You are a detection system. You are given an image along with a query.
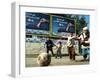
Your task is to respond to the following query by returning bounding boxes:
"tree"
[74,16,88,35]
[66,15,88,35]
[79,16,87,30]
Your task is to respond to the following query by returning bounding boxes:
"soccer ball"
[37,52,51,66]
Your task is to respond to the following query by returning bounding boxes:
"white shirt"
[79,33,90,48]
[67,36,75,47]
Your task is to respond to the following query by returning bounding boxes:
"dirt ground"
[25,42,89,67]
[25,56,89,67]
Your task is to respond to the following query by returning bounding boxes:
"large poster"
[26,12,50,35]
[52,15,75,37]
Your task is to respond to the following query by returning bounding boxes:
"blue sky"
[84,15,90,29]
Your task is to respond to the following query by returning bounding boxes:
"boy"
[67,33,75,61]
[55,41,62,58]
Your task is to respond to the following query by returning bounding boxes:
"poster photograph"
[25,12,90,67]
[11,2,96,77]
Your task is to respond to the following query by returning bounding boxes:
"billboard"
[52,15,75,37]
[26,12,50,35]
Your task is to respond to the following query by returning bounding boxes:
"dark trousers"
[82,48,90,60]
[47,48,54,56]
[55,49,62,58]
[67,46,75,60]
